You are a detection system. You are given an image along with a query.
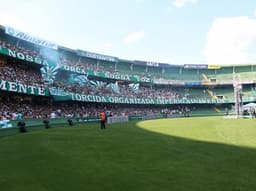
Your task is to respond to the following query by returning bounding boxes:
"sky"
[0,0,256,65]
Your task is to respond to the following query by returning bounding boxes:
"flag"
[72,74,89,87]
[40,65,59,84]
[129,83,139,94]
[88,80,105,90]
[107,81,120,94]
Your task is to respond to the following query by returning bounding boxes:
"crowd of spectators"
[58,51,144,79]
[49,76,181,99]
[0,55,181,99]
[0,38,197,122]
[0,39,196,122]
[0,60,45,87]
[134,86,180,99]
[0,59,188,101]
[0,94,189,120]
[0,37,153,81]
[59,51,98,71]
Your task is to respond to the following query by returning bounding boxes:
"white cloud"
[123,31,145,44]
[172,0,199,8]
[204,16,256,65]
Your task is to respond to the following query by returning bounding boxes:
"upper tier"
[1,25,256,85]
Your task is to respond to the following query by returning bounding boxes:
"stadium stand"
[1,24,256,132]
[116,59,132,74]
[0,58,44,86]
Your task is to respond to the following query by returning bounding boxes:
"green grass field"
[1,116,256,191]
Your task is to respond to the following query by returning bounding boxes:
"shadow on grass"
[0,120,256,191]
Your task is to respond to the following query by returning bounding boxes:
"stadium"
[1,23,256,191]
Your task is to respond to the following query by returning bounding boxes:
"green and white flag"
[107,81,120,94]
[40,66,59,84]
[129,83,140,94]
[88,80,105,90]
[69,74,89,87]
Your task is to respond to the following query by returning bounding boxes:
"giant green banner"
[0,79,49,96]
[0,46,152,83]
[61,65,152,83]
[69,93,230,104]
[1,79,255,104]
[49,89,243,105]
[0,46,56,66]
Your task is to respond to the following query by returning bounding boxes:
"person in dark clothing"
[225,107,229,116]
[253,110,256,118]
[17,121,27,133]
[43,116,51,129]
[99,111,106,129]
[67,118,73,126]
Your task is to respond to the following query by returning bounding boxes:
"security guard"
[100,111,106,129]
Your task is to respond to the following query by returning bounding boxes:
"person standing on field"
[100,111,106,129]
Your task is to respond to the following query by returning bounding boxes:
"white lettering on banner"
[63,65,151,82]
[139,77,150,83]
[63,65,87,75]
[71,93,108,103]
[164,99,169,104]
[147,99,155,104]
[18,84,27,93]
[55,90,236,105]
[38,87,45,95]
[0,79,47,96]
[109,97,115,103]
[75,94,82,101]
[157,99,165,104]
[5,26,58,49]
[70,93,154,104]
[81,94,87,101]
[146,62,159,67]
[8,49,16,57]
[27,86,35,94]
[63,65,69,70]
[9,82,17,92]
[105,73,130,81]
[70,67,76,73]
[17,52,25,60]
[128,98,134,104]
[124,98,129,104]
[99,96,107,102]
[34,57,42,65]
[26,55,33,62]
[71,93,75,100]
[0,80,231,105]
[87,95,93,102]
[7,49,49,66]
[114,97,120,103]
[0,80,7,90]
[85,52,116,62]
